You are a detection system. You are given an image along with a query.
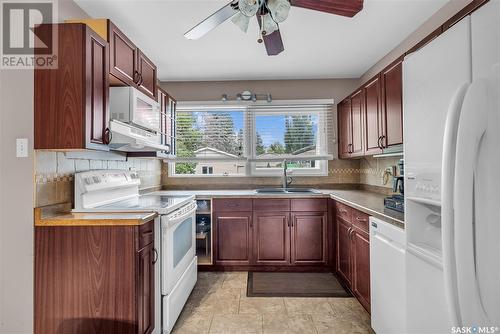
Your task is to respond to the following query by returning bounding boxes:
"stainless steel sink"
[255,188,321,194]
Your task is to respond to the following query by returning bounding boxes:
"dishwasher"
[370,216,406,334]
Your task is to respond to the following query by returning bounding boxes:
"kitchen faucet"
[282,159,292,189]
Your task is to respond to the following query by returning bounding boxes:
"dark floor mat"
[247,272,352,297]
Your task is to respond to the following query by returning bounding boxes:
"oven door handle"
[165,202,197,228]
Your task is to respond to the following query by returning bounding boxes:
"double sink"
[254,188,321,194]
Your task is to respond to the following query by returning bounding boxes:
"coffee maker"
[384,159,405,213]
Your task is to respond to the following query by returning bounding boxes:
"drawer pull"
[355,217,367,222]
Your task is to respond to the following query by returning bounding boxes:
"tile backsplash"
[35,151,163,207]
[359,156,403,189]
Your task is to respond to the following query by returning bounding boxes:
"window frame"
[168,99,334,178]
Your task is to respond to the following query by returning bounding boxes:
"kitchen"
[0,0,499,333]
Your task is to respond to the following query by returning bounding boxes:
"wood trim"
[442,0,489,31]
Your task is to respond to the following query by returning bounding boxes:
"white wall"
[0,2,89,333]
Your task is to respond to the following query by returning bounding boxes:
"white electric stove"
[74,170,197,334]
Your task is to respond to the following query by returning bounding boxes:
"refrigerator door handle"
[441,82,470,326]
[454,78,489,326]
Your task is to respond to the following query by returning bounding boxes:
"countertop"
[35,204,158,227]
[155,189,405,229]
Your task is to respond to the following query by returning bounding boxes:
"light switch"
[16,138,28,158]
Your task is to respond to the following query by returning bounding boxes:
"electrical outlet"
[16,138,28,158]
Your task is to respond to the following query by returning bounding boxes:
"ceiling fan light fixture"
[238,0,260,16]
[267,0,291,23]
[261,13,279,35]
[231,12,251,32]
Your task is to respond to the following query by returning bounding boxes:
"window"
[170,101,334,177]
[202,166,214,175]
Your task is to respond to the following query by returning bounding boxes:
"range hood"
[109,120,170,153]
[372,144,404,158]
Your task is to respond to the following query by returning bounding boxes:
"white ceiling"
[75,0,447,81]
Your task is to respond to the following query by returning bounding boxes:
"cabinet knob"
[104,128,112,145]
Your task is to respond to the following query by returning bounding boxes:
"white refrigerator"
[403,1,500,332]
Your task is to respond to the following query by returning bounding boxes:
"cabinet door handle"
[152,248,159,264]
[378,136,383,149]
[138,73,144,86]
[380,135,386,149]
[104,128,112,145]
[355,217,367,222]
[133,71,140,84]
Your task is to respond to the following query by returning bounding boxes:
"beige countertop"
[328,190,404,229]
[156,189,404,229]
[35,204,158,227]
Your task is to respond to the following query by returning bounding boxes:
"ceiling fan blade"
[184,1,238,40]
[256,14,284,56]
[290,0,363,17]
[263,29,284,56]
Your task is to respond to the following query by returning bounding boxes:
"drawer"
[213,198,252,212]
[335,202,352,221]
[138,220,154,248]
[291,198,328,212]
[253,199,290,211]
[352,210,369,232]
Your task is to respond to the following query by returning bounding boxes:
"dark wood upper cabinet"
[351,227,371,313]
[35,221,156,334]
[350,89,365,157]
[108,20,138,87]
[107,21,157,99]
[253,212,290,265]
[364,76,383,155]
[35,23,110,151]
[381,59,403,148]
[214,212,252,265]
[338,99,352,159]
[291,212,328,265]
[137,50,158,99]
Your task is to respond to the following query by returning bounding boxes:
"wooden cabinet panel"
[253,212,290,265]
[381,59,403,148]
[138,244,154,334]
[290,198,327,212]
[215,212,252,265]
[291,212,327,265]
[253,199,290,212]
[335,202,352,222]
[352,228,370,312]
[86,29,110,147]
[137,50,157,99]
[34,23,109,151]
[35,222,156,334]
[213,199,252,212]
[364,76,383,155]
[336,217,352,284]
[338,99,352,158]
[350,89,365,157]
[352,210,369,233]
[109,21,138,86]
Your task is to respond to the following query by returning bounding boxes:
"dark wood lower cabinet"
[213,199,329,268]
[336,216,352,284]
[214,212,252,265]
[35,221,156,334]
[351,227,371,312]
[334,201,371,313]
[253,212,290,265]
[291,212,327,265]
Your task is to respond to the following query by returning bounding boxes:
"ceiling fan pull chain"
[258,15,264,43]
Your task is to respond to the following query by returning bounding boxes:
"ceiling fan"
[184,0,364,56]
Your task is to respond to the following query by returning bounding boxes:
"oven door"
[161,201,197,295]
